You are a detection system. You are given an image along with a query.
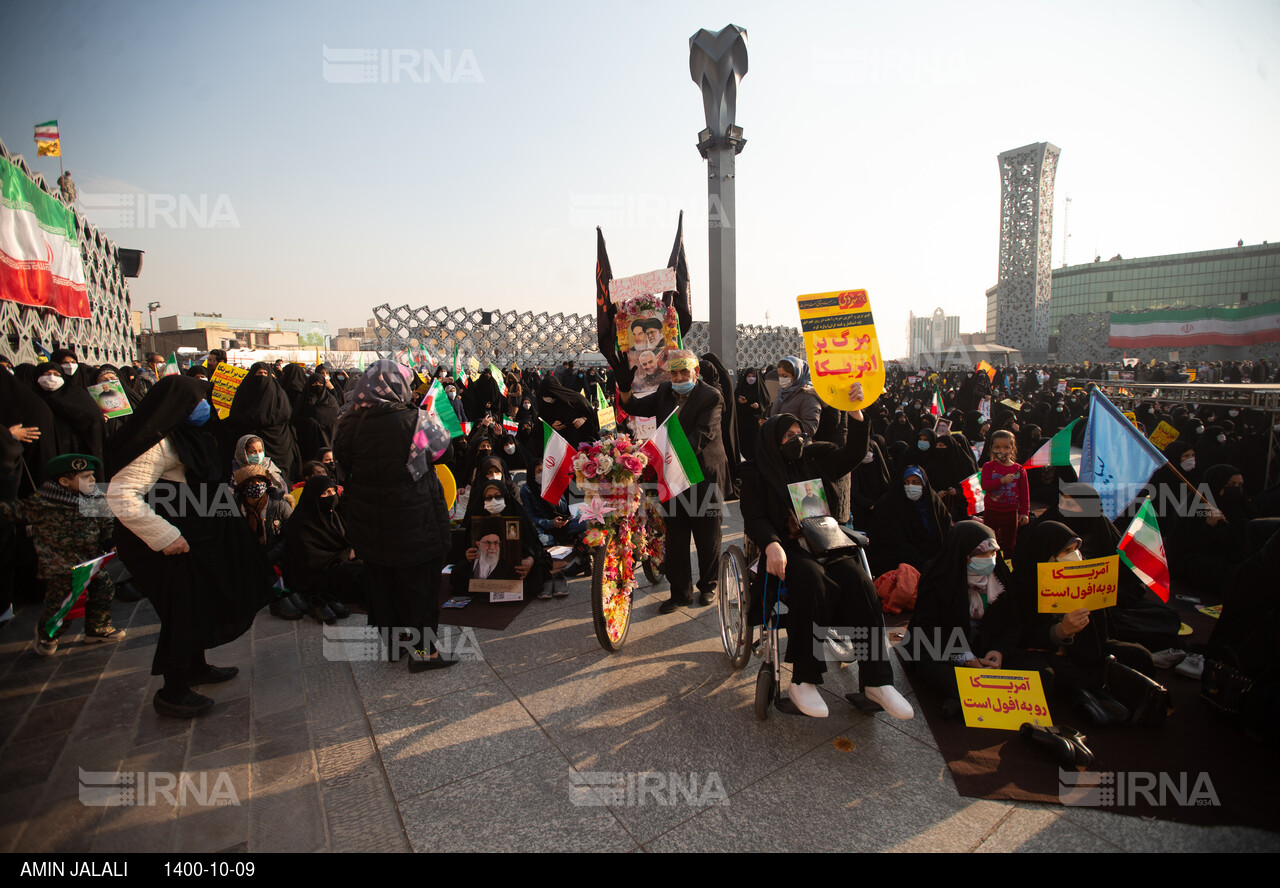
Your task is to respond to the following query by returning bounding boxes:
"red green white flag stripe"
[34,121,59,141]
[929,385,944,417]
[541,420,577,504]
[163,353,180,376]
[1118,499,1170,602]
[489,363,507,397]
[1108,303,1280,348]
[423,380,463,438]
[639,410,704,502]
[0,157,89,319]
[43,553,113,640]
[1024,418,1081,468]
[958,471,984,515]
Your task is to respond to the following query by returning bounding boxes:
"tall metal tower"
[995,142,1060,358]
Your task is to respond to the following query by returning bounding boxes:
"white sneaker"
[1176,652,1205,679]
[788,682,829,718]
[552,573,569,597]
[865,684,915,720]
[1151,648,1187,669]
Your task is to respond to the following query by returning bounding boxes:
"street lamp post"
[690,24,748,374]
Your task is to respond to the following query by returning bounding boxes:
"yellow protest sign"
[796,288,884,411]
[955,669,1052,731]
[210,364,248,420]
[597,405,616,434]
[1149,420,1179,451]
[1037,555,1120,613]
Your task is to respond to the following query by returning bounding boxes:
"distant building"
[907,308,960,368]
[159,313,330,346]
[994,141,1060,360]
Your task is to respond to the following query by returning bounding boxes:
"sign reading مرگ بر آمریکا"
[954,668,1053,731]
[210,364,249,420]
[1037,555,1119,613]
[795,289,885,412]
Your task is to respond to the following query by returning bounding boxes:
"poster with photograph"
[468,516,524,602]
[787,480,830,520]
[87,381,132,419]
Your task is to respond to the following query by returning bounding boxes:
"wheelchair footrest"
[844,692,885,714]
[774,696,804,717]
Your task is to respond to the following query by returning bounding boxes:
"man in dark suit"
[619,349,730,613]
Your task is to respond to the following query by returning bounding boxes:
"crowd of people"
[1,345,1277,739]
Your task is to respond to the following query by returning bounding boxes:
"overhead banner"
[1037,555,1120,613]
[1108,303,1280,348]
[796,288,885,411]
[0,157,89,318]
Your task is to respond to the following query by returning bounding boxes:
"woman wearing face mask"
[232,464,293,562]
[909,521,1024,716]
[1011,521,1151,726]
[1170,464,1256,597]
[735,367,771,463]
[106,376,277,718]
[537,375,598,449]
[849,439,890,530]
[31,362,107,481]
[225,362,300,484]
[232,435,287,498]
[743,392,915,720]
[767,356,821,437]
[281,474,358,624]
[333,361,453,672]
[291,371,341,463]
[867,465,952,576]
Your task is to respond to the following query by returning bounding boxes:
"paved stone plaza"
[1,502,1277,853]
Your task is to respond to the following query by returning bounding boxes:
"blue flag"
[1080,389,1167,520]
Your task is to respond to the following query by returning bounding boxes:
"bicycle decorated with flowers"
[573,435,665,652]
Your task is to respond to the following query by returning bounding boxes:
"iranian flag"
[639,410,704,502]
[1109,303,1280,348]
[1118,499,1170,602]
[422,380,462,438]
[42,553,114,640]
[502,418,518,434]
[929,385,945,417]
[0,157,89,318]
[958,472,984,516]
[1024,418,1081,468]
[163,353,180,376]
[489,363,507,397]
[541,420,577,504]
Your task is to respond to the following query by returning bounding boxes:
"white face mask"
[504,444,516,454]
[903,485,923,501]
[1181,457,1196,472]
[746,376,756,384]
[484,497,505,514]
[1056,549,1083,562]
[38,375,64,391]
[61,362,78,376]
[778,376,793,389]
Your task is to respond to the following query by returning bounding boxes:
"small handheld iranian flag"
[422,380,462,438]
[541,420,577,504]
[929,385,945,417]
[958,472,984,516]
[43,553,114,640]
[163,353,180,377]
[639,410,704,502]
[1118,499,1170,602]
[489,364,507,397]
[1024,418,1081,468]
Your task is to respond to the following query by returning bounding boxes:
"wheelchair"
[718,527,875,721]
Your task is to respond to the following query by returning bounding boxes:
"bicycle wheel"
[590,545,631,652]
[718,544,752,669]
[754,662,775,722]
[642,558,664,585]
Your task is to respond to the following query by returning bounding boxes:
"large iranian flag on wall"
[1108,303,1280,348]
[0,157,89,318]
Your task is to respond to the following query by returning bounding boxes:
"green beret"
[46,453,101,477]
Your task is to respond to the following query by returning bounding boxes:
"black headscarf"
[281,474,348,591]
[1010,520,1081,614]
[108,375,222,482]
[537,375,597,447]
[0,362,56,489]
[32,363,107,476]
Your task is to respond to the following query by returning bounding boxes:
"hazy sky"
[3,0,1278,359]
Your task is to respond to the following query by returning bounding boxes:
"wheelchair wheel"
[590,545,631,652]
[642,557,663,585]
[754,662,775,722]
[718,544,752,670]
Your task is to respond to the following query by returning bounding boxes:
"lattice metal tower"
[995,142,1060,357]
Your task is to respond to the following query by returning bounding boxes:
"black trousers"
[663,514,722,604]
[364,558,442,659]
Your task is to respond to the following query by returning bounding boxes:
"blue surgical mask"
[968,554,997,575]
[672,380,696,395]
[247,452,264,465]
[917,441,930,451]
[186,400,211,426]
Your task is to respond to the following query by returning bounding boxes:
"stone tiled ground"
[1,503,1276,852]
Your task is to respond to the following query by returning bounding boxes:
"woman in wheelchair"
[741,388,914,720]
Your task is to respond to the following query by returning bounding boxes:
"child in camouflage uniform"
[0,453,124,655]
